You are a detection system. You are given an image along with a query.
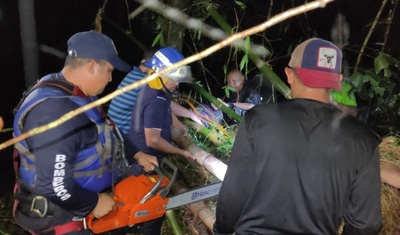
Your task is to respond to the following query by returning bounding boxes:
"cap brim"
[295,68,342,91]
[143,60,152,68]
[109,55,131,72]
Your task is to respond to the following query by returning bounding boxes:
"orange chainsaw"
[85,158,221,234]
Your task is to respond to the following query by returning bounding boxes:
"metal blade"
[166,182,222,210]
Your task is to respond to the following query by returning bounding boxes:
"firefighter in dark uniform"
[12,31,158,235]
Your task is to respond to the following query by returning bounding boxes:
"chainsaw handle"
[159,158,178,198]
[139,164,164,204]
[139,158,178,204]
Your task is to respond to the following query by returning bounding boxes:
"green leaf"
[195,80,203,86]
[197,30,202,41]
[386,82,395,93]
[388,96,397,108]
[222,85,235,98]
[374,86,385,97]
[225,88,230,98]
[223,64,228,75]
[234,0,246,9]
[383,68,393,78]
[374,52,390,74]
[239,54,248,71]
[244,36,250,53]
[152,32,164,47]
[348,72,364,91]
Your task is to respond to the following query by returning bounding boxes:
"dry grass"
[378,136,400,235]
[339,136,400,235]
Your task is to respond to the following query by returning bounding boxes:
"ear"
[87,59,97,75]
[285,67,295,85]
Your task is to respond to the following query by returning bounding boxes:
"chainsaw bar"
[166,182,222,210]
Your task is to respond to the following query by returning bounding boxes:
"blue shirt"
[130,85,172,160]
[108,66,146,134]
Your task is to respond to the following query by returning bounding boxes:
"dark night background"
[0,0,150,196]
[0,0,399,198]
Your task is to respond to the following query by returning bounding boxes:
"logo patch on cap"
[155,51,173,67]
[317,47,337,70]
[288,38,343,90]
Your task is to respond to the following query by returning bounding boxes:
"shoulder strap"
[13,78,86,116]
[34,79,86,97]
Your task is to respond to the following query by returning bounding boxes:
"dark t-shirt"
[130,85,172,160]
[214,99,382,235]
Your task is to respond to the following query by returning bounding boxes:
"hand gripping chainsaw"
[85,158,221,234]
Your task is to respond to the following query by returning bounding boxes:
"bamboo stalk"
[191,83,242,123]
[353,0,388,73]
[185,200,216,230]
[18,0,39,88]
[183,120,222,146]
[171,182,217,232]
[381,0,398,51]
[165,210,183,235]
[171,127,227,181]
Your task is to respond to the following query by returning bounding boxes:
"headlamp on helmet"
[163,66,193,83]
[147,66,193,90]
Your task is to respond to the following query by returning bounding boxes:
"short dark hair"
[64,56,106,68]
[142,47,160,61]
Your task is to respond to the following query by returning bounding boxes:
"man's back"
[108,66,145,134]
[215,99,382,235]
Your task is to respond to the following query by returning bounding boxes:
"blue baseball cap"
[289,38,342,90]
[67,31,131,72]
